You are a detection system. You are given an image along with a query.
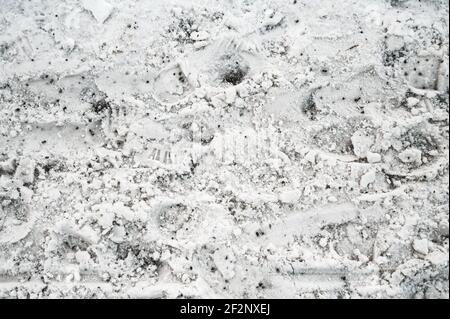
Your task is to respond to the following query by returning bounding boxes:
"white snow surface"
[0,0,448,299]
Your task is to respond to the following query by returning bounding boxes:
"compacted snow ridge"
[0,0,448,299]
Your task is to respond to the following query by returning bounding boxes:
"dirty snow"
[0,0,448,299]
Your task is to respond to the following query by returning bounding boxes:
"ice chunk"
[412,239,428,255]
[278,189,301,204]
[360,169,376,188]
[366,151,382,163]
[81,0,113,24]
[426,251,448,266]
[351,131,373,158]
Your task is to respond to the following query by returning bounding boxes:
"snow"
[413,239,429,255]
[81,0,113,24]
[0,0,448,299]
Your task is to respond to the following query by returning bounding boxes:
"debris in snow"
[191,31,209,42]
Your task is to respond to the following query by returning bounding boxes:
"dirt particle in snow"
[223,67,247,86]
[212,247,236,280]
[220,54,249,85]
[302,92,318,120]
[91,98,111,114]
[398,148,422,165]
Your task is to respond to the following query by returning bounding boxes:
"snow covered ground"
[0,0,448,299]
